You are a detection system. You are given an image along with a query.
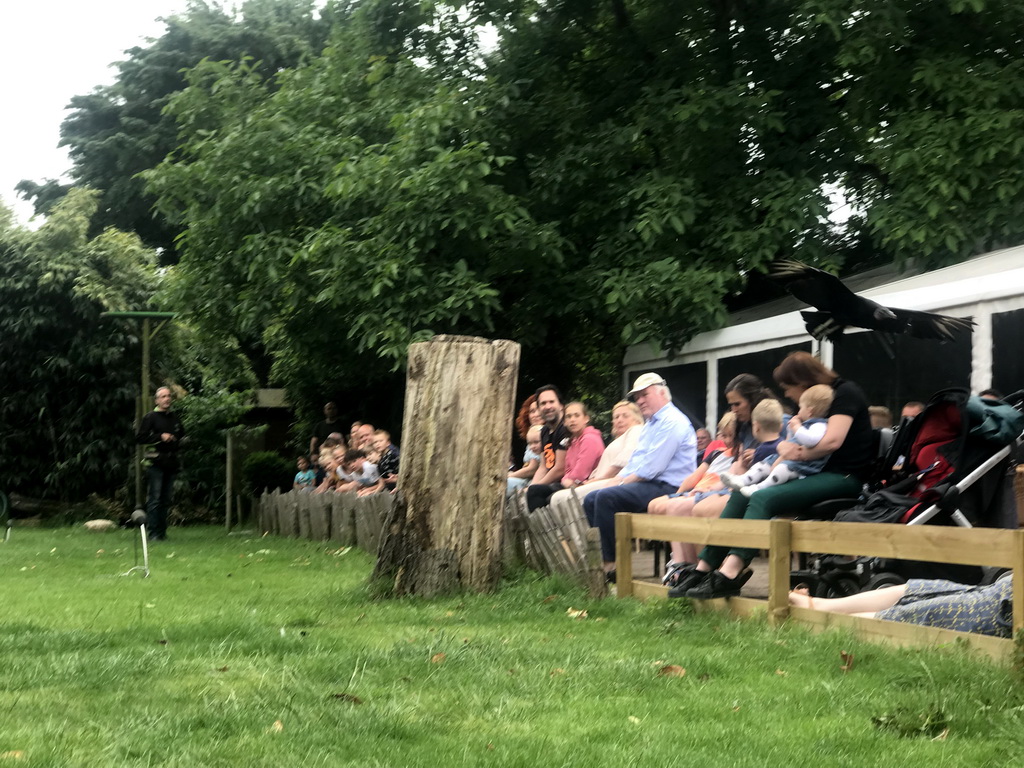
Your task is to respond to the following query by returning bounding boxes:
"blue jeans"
[145,465,176,539]
[583,480,677,562]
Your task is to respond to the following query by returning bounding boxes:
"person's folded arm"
[509,458,539,480]
[779,414,852,462]
[532,450,566,485]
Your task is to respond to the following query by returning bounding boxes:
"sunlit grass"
[1,526,1021,767]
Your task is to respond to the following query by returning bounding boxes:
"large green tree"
[19,0,333,260]
[829,0,1024,267]
[141,0,1024,410]
[0,191,157,501]
[146,2,568,401]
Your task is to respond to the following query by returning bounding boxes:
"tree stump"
[373,335,520,596]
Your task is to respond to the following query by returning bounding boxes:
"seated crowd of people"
[507,353,968,606]
[295,402,400,497]
[506,363,1022,638]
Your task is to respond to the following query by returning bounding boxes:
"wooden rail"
[615,514,1024,661]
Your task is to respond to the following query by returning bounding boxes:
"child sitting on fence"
[318,436,343,472]
[722,384,833,498]
[507,425,543,498]
[314,447,345,493]
[373,429,400,490]
[311,452,325,485]
[335,449,381,493]
[293,456,316,491]
[356,431,401,496]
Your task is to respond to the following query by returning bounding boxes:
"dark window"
[717,342,812,414]
[832,330,972,413]
[644,361,708,428]
[992,309,1024,398]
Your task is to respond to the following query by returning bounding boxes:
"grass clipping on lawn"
[1,527,1022,767]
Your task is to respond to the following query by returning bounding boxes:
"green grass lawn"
[2,526,1023,767]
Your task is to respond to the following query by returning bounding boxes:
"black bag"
[833,489,921,525]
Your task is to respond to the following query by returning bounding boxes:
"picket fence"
[255,489,390,554]
[257,488,605,594]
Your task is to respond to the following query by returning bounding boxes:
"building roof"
[626,246,1024,366]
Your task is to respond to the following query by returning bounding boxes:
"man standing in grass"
[136,386,185,542]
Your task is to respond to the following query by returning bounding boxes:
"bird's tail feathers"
[800,310,846,342]
[933,315,975,341]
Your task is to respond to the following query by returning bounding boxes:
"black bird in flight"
[770,259,974,342]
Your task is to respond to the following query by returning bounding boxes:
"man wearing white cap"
[583,373,697,580]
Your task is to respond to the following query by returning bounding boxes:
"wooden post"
[281,490,298,537]
[615,512,633,598]
[1012,529,1024,639]
[338,493,356,545]
[225,432,234,533]
[585,528,607,598]
[767,518,792,626]
[372,336,520,596]
[297,493,311,539]
[503,493,530,568]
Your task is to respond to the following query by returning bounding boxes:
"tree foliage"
[146,4,569,395]
[828,0,1024,266]
[20,0,333,259]
[0,191,158,501]
[19,0,1024,420]
[146,0,1024,400]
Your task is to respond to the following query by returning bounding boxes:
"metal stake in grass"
[120,509,151,578]
[1,489,10,543]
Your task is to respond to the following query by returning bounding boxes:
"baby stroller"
[791,388,1024,597]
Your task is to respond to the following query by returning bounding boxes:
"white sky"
[1,1,191,225]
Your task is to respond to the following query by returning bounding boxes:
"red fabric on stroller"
[903,401,960,513]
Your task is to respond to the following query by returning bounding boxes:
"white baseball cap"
[627,372,666,398]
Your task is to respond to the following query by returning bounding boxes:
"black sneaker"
[667,568,711,598]
[684,568,753,599]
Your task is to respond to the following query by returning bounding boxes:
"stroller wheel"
[864,572,906,592]
[817,574,860,599]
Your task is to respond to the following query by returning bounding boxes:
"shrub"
[241,451,294,496]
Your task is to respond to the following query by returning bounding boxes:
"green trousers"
[698,471,863,567]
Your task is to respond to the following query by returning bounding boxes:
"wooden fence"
[504,492,606,596]
[256,489,390,554]
[256,489,605,594]
[615,514,1024,661]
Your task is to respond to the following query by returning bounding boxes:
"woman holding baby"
[670,351,874,600]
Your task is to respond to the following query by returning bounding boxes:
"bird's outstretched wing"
[770,258,974,342]
[770,259,853,310]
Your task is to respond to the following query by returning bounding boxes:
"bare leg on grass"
[789,584,908,616]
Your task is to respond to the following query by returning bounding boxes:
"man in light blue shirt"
[583,373,697,579]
